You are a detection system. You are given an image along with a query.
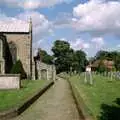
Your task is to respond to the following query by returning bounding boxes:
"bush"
[10,60,27,79]
[97,65,106,73]
[97,60,106,73]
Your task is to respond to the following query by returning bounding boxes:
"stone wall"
[0,74,20,89]
[32,61,56,81]
[38,62,56,81]
[0,35,7,74]
[4,32,32,78]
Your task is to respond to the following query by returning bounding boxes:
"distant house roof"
[91,60,114,69]
[0,19,30,33]
[91,60,100,67]
[103,60,114,66]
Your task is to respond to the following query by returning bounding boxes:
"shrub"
[10,60,27,79]
[97,61,106,73]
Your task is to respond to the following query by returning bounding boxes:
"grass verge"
[0,80,47,112]
[69,74,120,120]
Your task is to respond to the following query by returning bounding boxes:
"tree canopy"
[93,50,120,71]
[34,41,120,74]
[52,40,88,73]
[37,48,53,65]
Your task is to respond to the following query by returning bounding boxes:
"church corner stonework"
[0,20,32,79]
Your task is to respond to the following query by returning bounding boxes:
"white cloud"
[70,39,90,50]
[117,44,120,48]
[72,0,120,35]
[53,12,73,29]
[0,11,53,52]
[0,0,73,9]
[91,37,105,48]
[16,11,53,51]
[60,38,68,41]
[17,11,52,34]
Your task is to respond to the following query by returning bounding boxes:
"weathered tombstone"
[0,74,20,89]
[74,70,77,75]
[84,66,93,85]
[52,65,56,82]
[70,67,72,76]
[41,69,47,80]
[110,71,113,81]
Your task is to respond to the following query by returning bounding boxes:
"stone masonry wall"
[39,62,56,81]
[32,61,56,81]
[0,74,20,89]
[4,33,32,77]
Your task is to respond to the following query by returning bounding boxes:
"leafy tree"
[95,50,120,71]
[97,60,106,73]
[111,51,120,71]
[37,48,53,65]
[52,40,70,57]
[52,40,73,73]
[70,50,88,73]
[52,40,88,73]
[75,50,87,72]
[10,60,27,79]
[95,50,109,60]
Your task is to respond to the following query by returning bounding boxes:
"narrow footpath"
[12,78,83,120]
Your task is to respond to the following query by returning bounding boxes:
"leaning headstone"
[84,66,93,85]
[110,71,114,81]
[70,67,72,76]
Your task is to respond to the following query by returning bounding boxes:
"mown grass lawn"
[0,80,47,112]
[69,74,120,119]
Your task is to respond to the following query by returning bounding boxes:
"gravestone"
[0,74,20,89]
[41,69,47,80]
[84,66,93,85]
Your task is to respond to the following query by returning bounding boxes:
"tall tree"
[112,51,120,71]
[94,50,120,71]
[52,40,88,73]
[75,50,88,72]
[95,50,109,60]
[52,40,72,73]
[37,48,53,65]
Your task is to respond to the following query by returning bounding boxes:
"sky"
[0,0,120,57]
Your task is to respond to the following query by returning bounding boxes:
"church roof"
[0,19,30,33]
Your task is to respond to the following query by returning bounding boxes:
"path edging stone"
[0,81,54,120]
[67,78,95,120]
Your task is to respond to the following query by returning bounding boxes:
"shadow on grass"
[98,98,120,120]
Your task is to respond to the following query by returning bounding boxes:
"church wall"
[36,62,56,81]
[4,33,32,77]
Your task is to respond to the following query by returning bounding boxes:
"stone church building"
[0,19,32,78]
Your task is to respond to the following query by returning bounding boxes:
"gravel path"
[12,78,83,120]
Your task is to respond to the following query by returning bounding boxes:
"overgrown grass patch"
[69,74,120,119]
[0,80,47,111]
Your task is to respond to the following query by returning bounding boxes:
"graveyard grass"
[0,80,46,111]
[69,74,120,119]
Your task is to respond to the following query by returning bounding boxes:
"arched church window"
[9,42,17,64]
